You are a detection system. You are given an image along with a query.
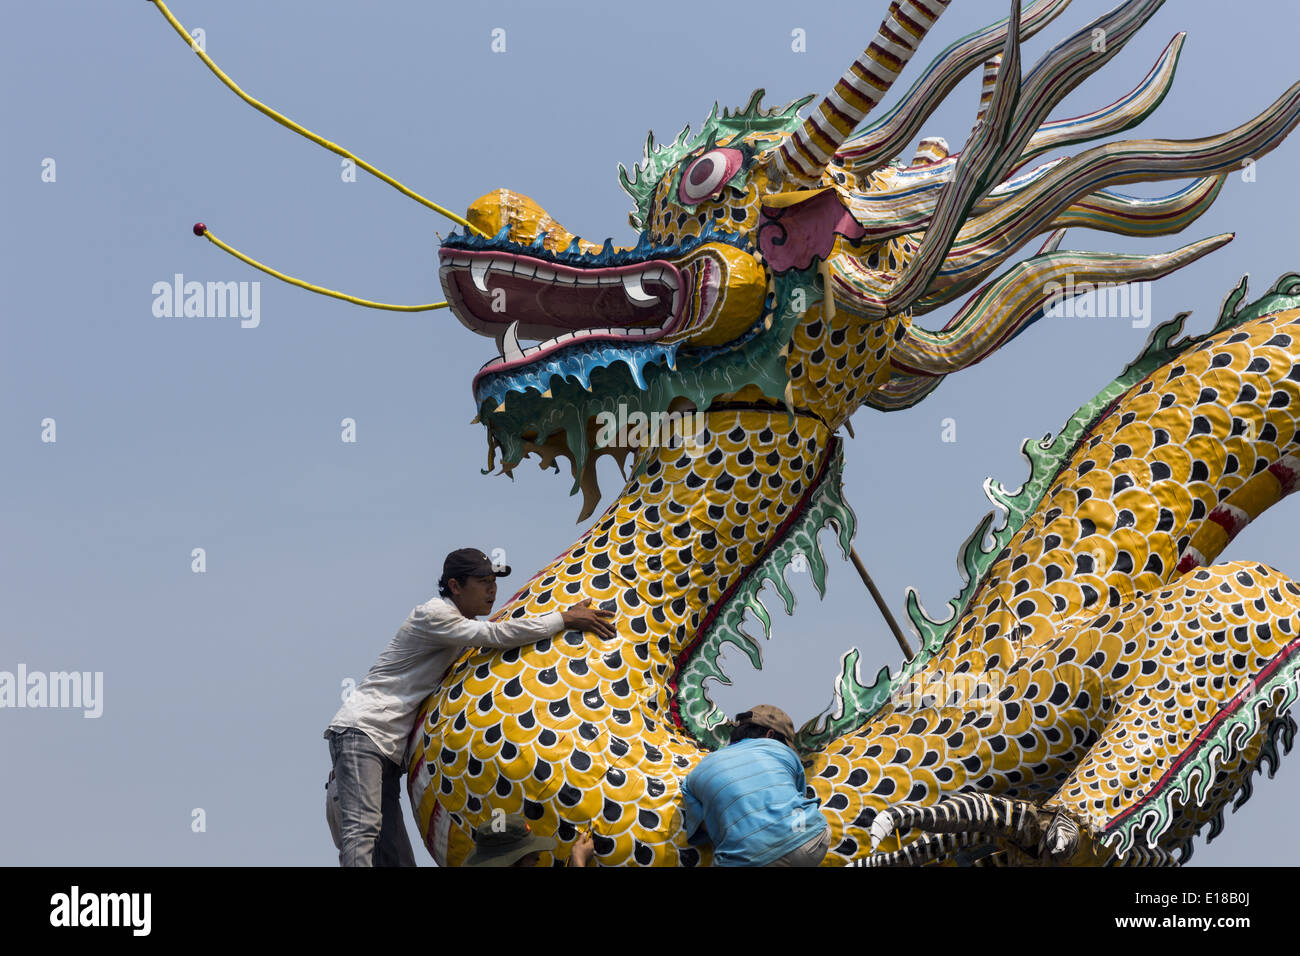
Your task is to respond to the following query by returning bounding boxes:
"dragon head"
[439,92,856,518]
[438,0,1289,519]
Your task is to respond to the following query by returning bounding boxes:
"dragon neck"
[499,403,835,739]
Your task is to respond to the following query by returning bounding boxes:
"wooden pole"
[849,546,915,661]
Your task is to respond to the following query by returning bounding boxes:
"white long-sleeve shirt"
[326,597,565,765]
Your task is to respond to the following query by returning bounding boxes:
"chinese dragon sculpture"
[153,0,1300,865]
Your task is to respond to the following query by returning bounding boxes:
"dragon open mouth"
[438,249,694,387]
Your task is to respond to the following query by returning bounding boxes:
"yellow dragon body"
[411,0,1300,865]
[148,0,1300,865]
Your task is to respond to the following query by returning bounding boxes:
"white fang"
[622,272,659,306]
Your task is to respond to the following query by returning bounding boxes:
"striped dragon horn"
[772,0,952,188]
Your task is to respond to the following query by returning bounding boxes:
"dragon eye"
[678,148,743,204]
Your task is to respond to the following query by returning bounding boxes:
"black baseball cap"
[443,547,511,579]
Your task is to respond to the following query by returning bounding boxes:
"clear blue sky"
[3,0,1297,864]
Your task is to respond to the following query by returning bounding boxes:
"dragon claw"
[1042,810,1080,862]
[868,809,898,852]
[863,795,1082,866]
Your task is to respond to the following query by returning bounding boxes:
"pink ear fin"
[757,189,867,275]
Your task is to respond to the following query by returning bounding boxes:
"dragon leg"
[853,831,995,867]
[868,792,1039,851]
[866,791,1084,864]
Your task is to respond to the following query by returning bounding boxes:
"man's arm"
[403,601,562,650]
[778,743,809,791]
[679,775,710,846]
[404,598,616,650]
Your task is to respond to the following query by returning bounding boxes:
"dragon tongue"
[497,320,525,363]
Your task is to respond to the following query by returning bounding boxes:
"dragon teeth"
[498,320,525,363]
[464,258,680,309]
[470,258,491,293]
[622,272,659,306]
[463,256,683,370]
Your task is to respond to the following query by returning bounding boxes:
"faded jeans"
[326,728,416,867]
[766,825,831,867]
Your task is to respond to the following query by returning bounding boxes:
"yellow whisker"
[149,0,484,237]
[196,224,447,312]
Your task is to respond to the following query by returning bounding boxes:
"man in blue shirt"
[681,704,830,866]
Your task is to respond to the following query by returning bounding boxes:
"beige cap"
[736,704,796,747]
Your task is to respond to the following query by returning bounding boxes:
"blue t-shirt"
[680,738,828,866]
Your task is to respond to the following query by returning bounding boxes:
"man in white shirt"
[324,547,616,866]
